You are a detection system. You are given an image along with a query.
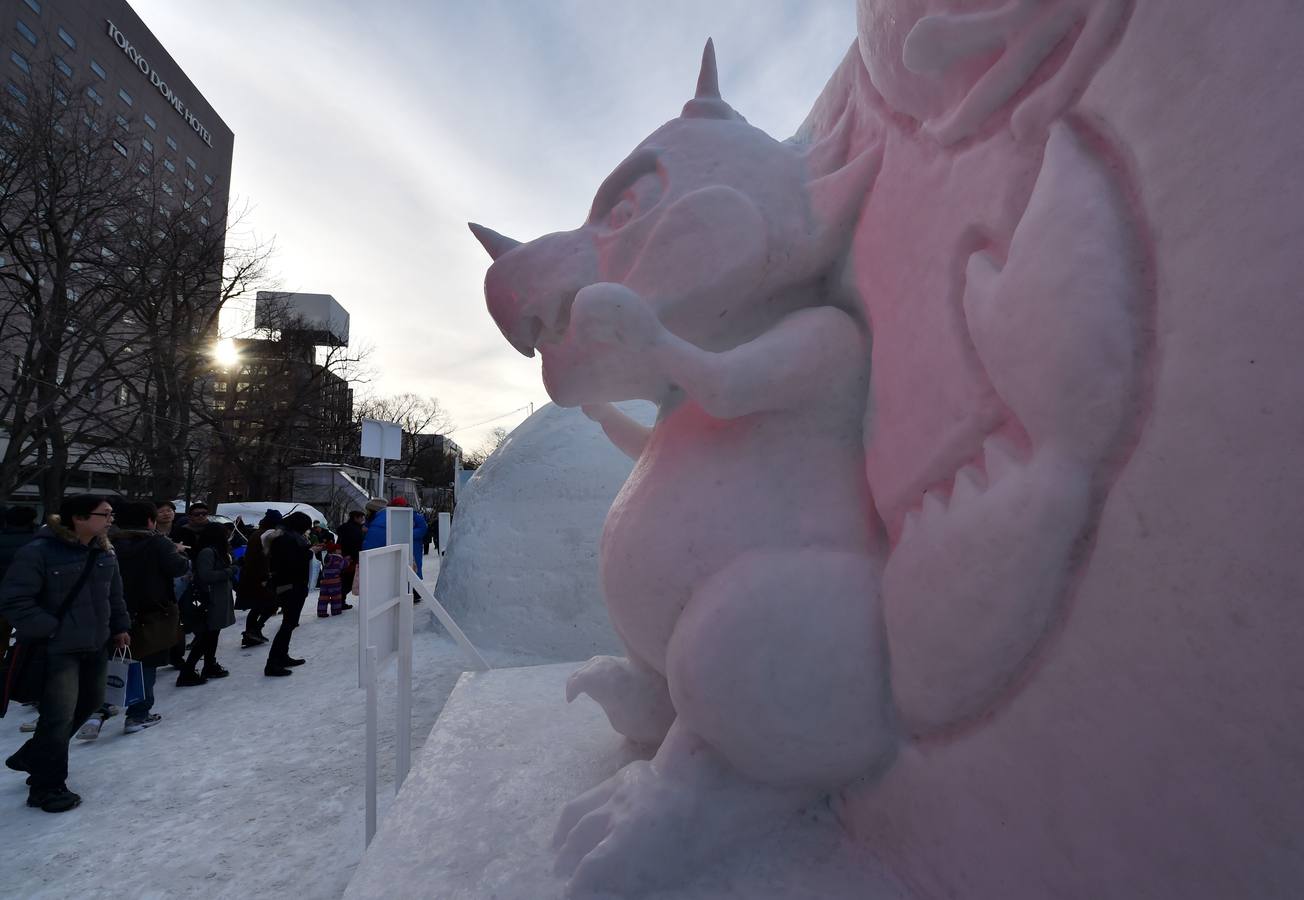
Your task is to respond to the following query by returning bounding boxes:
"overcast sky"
[129,0,858,453]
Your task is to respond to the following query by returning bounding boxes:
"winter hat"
[364,497,388,515]
[264,509,284,525]
[389,496,409,507]
[283,511,313,533]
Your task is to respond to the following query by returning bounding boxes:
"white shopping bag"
[104,647,140,708]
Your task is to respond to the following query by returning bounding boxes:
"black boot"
[27,783,81,813]
[269,655,305,667]
[264,664,292,677]
[176,669,207,687]
[241,632,267,648]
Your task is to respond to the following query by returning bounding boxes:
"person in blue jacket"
[359,497,428,601]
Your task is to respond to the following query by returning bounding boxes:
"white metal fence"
[357,506,488,846]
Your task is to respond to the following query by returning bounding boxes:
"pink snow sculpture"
[473,40,896,895]
[473,0,1304,895]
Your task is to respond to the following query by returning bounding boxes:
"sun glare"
[212,338,240,368]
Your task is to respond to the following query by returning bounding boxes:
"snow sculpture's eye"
[608,196,636,230]
[597,170,663,232]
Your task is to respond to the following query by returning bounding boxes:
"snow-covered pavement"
[0,553,518,899]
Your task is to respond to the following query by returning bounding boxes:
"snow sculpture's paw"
[552,756,807,897]
[566,656,675,747]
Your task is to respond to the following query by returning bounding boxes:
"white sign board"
[385,506,414,550]
[360,419,402,460]
[357,544,408,689]
[437,512,451,554]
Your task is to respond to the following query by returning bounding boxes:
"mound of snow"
[434,402,653,661]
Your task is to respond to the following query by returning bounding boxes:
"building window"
[10,51,29,73]
[184,178,195,191]
[163,158,175,172]
[202,196,212,207]
[200,215,210,226]
[118,88,132,106]
[165,135,177,151]
[112,140,127,158]
[54,56,71,77]
[185,155,196,170]
[90,60,106,81]
[214,399,226,411]
[115,114,128,131]
[161,182,173,195]
[22,0,40,12]
[86,86,103,106]
[143,112,156,130]
[141,137,152,153]
[203,173,214,186]
[7,83,27,105]
[57,26,75,49]
[15,20,37,46]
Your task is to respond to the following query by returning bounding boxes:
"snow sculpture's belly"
[601,400,875,672]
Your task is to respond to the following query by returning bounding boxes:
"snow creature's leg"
[554,550,896,896]
[565,651,675,748]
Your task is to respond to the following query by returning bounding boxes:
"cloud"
[129,0,858,452]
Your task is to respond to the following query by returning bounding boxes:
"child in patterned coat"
[316,544,348,617]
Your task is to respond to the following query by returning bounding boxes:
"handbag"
[104,647,145,708]
[178,578,210,631]
[0,550,98,717]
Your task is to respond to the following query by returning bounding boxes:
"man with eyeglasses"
[1,494,130,813]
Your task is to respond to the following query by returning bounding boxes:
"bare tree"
[462,426,509,469]
[110,194,274,501]
[196,297,371,501]
[353,391,454,477]
[0,61,149,505]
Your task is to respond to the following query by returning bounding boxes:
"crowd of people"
[0,494,430,813]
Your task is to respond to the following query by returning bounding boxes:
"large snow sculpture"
[473,1,1304,896]
[473,41,894,895]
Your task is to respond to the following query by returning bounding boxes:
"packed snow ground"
[0,553,533,899]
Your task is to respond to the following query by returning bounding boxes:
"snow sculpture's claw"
[564,656,676,747]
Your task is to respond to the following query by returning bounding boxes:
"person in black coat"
[0,494,129,813]
[264,511,317,677]
[0,505,38,650]
[113,501,189,730]
[178,523,237,686]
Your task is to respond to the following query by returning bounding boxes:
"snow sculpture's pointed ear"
[468,222,521,261]
[681,39,745,122]
[695,37,721,100]
[805,138,882,261]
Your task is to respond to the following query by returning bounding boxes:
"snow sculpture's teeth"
[900,508,920,545]
[951,464,986,506]
[921,491,947,525]
[982,434,1020,483]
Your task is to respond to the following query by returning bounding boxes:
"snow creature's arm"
[582,404,651,461]
[653,306,864,419]
[568,281,864,420]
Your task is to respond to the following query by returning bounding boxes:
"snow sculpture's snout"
[470,223,599,358]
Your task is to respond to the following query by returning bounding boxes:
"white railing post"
[364,644,378,846]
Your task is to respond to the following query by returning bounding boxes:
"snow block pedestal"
[343,662,903,900]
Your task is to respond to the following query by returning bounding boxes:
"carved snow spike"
[681,38,744,122]
[467,222,521,260]
[696,37,721,100]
